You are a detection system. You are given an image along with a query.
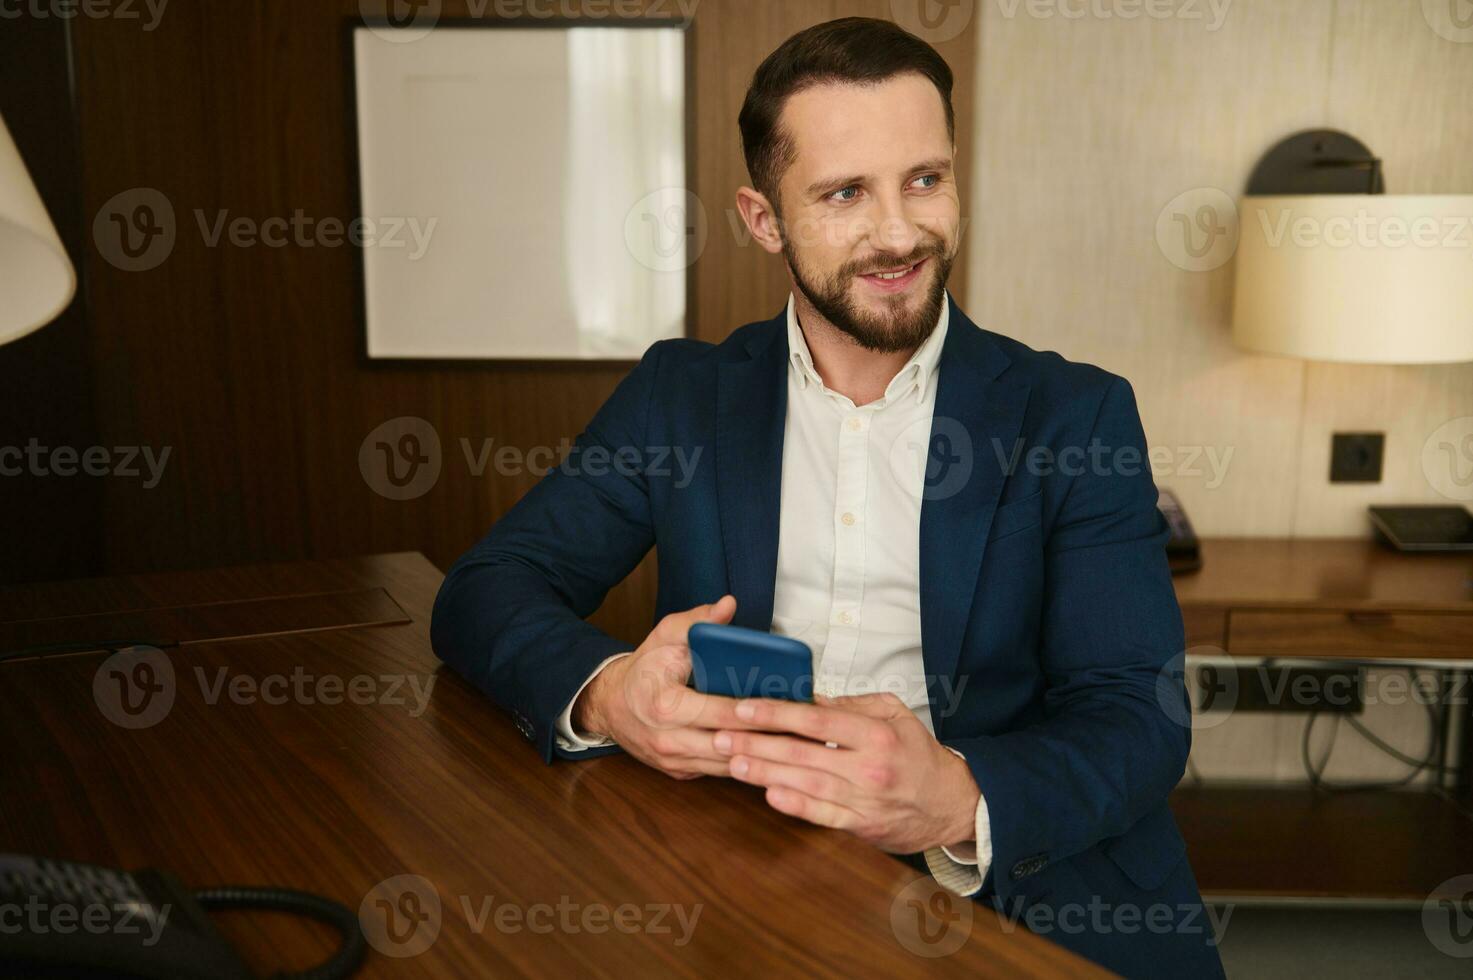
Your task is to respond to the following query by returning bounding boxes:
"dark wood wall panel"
[0,15,101,585]
[19,0,976,644]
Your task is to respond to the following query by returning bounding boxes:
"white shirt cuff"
[923,747,993,896]
[554,652,632,751]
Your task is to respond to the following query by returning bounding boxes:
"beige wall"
[964,0,1473,539]
[963,0,1472,782]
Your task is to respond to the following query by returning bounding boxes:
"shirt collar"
[785,293,949,403]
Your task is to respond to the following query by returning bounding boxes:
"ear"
[734,186,785,255]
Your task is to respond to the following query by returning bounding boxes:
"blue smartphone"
[688,622,814,702]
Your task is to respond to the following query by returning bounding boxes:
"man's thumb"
[701,594,737,624]
[654,595,738,647]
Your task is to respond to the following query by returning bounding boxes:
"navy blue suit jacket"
[432,296,1224,977]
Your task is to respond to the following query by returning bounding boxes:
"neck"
[791,292,921,407]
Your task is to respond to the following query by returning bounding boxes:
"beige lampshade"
[0,112,76,345]
[1232,195,1473,364]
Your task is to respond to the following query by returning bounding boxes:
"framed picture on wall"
[349,19,691,361]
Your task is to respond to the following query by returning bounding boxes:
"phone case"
[688,622,814,702]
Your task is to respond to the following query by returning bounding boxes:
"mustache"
[843,240,947,279]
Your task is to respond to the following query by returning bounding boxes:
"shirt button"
[838,611,853,625]
[841,512,856,526]
[847,417,862,431]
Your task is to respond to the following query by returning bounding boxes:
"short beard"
[782,234,953,354]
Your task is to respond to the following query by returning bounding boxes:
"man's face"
[773,72,961,353]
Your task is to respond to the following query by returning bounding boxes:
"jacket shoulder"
[643,314,784,369]
[979,327,1129,418]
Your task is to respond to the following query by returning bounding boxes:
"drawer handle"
[1345,611,1393,625]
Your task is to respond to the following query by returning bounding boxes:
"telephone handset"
[0,854,365,979]
[1157,489,1202,574]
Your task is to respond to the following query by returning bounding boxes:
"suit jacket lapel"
[920,299,1031,725]
[715,314,789,630]
[712,299,1031,706]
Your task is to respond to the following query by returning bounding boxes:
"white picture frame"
[351,22,689,360]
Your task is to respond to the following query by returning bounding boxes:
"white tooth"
[875,265,913,280]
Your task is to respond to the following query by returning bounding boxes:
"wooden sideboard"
[1174,538,1473,660]
[1170,538,1473,902]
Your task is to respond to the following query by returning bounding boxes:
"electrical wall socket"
[1330,432,1384,483]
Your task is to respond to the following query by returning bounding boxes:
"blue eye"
[830,186,860,202]
[913,174,939,189]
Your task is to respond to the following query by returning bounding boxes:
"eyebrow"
[805,157,953,198]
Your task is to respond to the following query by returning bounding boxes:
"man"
[433,17,1223,977]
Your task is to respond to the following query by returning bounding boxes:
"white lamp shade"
[1232,195,1473,364]
[0,112,76,345]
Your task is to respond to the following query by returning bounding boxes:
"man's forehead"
[779,74,951,179]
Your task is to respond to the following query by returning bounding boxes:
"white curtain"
[562,28,687,356]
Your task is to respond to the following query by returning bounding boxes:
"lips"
[858,257,927,292]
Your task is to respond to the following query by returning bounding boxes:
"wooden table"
[0,553,1099,977]
[1171,538,1473,902]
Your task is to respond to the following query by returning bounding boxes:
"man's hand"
[713,692,981,853]
[573,595,747,780]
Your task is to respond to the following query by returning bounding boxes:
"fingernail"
[736,700,755,721]
[714,732,732,753]
[731,757,749,777]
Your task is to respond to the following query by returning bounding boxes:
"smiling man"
[432,17,1222,977]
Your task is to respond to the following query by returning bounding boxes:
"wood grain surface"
[0,553,1099,977]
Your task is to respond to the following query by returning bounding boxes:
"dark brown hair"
[738,17,955,209]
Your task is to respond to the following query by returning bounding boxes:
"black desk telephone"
[1158,489,1202,574]
[0,854,365,979]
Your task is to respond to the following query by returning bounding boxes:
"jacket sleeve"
[430,342,669,762]
[942,375,1190,897]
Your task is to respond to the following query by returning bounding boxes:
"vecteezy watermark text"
[990,437,1234,490]
[91,647,437,729]
[997,894,1233,942]
[458,438,702,486]
[359,416,706,501]
[358,874,703,958]
[194,209,436,259]
[0,856,171,948]
[195,666,435,718]
[0,440,171,488]
[460,894,701,944]
[360,0,701,44]
[0,0,169,31]
[0,896,170,947]
[994,0,1231,30]
[93,187,438,272]
[1254,207,1472,250]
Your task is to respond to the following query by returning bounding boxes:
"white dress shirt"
[555,294,991,895]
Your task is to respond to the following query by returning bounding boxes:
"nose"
[868,188,925,259]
